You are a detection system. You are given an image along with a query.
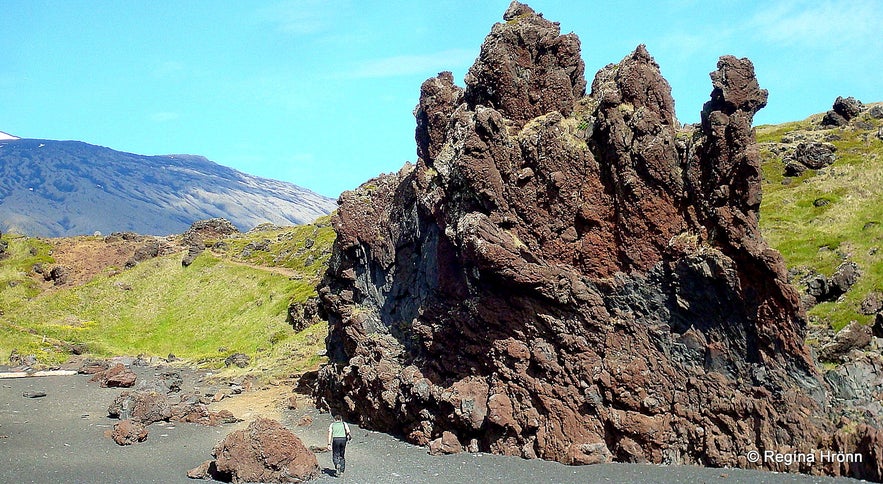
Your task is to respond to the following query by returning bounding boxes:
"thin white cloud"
[348,49,477,79]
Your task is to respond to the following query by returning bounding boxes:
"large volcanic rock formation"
[315,2,881,479]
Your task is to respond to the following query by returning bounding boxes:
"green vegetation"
[0,219,335,379]
[758,108,883,330]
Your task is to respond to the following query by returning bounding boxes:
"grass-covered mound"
[0,217,334,379]
[758,104,883,331]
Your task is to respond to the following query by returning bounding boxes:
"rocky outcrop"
[822,96,866,127]
[463,2,585,128]
[314,2,881,480]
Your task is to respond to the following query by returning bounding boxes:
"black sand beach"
[0,368,865,484]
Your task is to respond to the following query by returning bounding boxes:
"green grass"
[758,111,883,330]
[213,215,334,282]
[0,220,334,378]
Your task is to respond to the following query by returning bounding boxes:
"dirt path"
[0,366,863,484]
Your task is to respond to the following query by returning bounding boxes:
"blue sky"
[2,1,881,198]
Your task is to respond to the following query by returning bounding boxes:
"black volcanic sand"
[0,365,864,484]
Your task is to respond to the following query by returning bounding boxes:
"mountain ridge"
[0,137,336,237]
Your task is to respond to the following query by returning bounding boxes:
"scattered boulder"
[784,161,807,177]
[108,391,172,424]
[224,353,250,368]
[182,242,204,267]
[869,105,883,119]
[833,96,865,120]
[794,142,836,170]
[822,96,865,127]
[132,240,161,262]
[287,297,322,332]
[89,363,137,388]
[802,263,860,304]
[187,460,227,481]
[8,351,37,369]
[874,312,883,338]
[860,291,883,316]
[830,261,861,299]
[45,265,69,285]
[428,431,463,455]
[110,419,149,445]
[818,321,872,362]
[210,418,319,483]
[171,403,239,426]
[183,218,239,241]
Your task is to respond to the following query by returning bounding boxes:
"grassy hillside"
[0,217,334,379]
[758,105,883,331]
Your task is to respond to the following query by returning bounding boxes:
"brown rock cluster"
[314,2,882,480]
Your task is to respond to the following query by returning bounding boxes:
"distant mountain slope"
[0,138,336,236]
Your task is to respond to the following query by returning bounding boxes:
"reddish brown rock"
[108,390,171,424]
[429,431,463,455]
[211,418,318,483]
[314,2,881,481]
[110,419,148,446]
[89,363,137,388]
[464,1,585,127]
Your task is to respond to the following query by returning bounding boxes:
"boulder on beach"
[89,363,136,388]
[110,419,148,446]
[207,418,319,483]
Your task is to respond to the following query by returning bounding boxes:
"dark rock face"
[314,2,881,479]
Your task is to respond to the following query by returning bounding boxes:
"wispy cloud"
[347,49,477,79]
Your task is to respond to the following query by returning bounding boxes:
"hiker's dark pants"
[332,437,347,473]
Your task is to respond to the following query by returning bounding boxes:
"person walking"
[327,414,351,477]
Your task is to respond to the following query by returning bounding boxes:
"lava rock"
[830,261,861,298]
[818,321,872,362]
[108,390,171,424]
[110,419,148,445]
[463,1,585,127]
[794,142,836,170]
[224,353,250,368]
[89,363,137,388]
[210,418,319,483]
[833,96,865,120]
[860,292,883,316]
[428,431,463,455]
[312,2,881,480]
